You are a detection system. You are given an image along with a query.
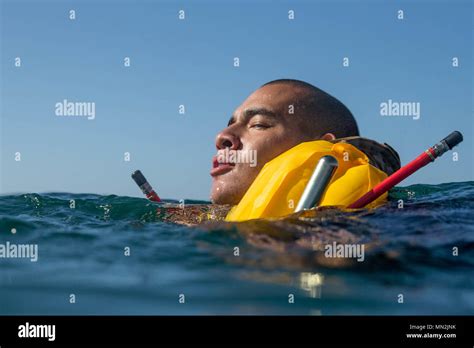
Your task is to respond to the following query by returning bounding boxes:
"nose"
[215,127,241,150]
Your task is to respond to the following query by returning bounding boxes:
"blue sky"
[1,0,472,200]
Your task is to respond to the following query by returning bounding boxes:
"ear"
[321,133,336,141]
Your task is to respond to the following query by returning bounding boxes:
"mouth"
[210,156,235,177]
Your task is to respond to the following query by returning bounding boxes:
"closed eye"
[250,123,270,129]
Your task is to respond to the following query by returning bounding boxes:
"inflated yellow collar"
[225,140,388,222]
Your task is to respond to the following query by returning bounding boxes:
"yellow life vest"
[225,140,388,222]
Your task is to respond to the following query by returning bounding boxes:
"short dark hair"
[261,79,359,138]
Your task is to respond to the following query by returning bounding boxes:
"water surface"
[0,182,473,314]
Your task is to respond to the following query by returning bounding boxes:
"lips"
[210,155,235,177]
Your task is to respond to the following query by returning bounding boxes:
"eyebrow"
[227,107,278,126]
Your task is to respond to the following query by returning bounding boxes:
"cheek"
[250,132,295,166]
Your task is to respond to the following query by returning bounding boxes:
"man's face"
[210,83,317,205]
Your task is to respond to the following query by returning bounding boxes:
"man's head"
[210,79,359,205]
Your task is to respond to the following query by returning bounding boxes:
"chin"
[210,187,242,205]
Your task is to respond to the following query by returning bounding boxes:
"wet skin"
[210,83,335,205]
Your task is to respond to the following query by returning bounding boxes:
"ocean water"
[0,182,473,315]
